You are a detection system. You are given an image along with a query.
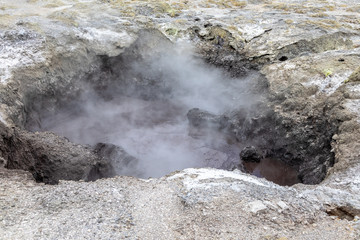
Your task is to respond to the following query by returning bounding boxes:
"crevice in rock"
[278,56,288,61]
[326,206,360,221]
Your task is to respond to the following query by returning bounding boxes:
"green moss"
[167,8,178,17]
[323,69,333,78]
[165,28,178,36]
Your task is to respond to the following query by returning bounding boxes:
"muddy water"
[243,158,300,186]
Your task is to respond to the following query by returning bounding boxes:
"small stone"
[249,200,267,214]
[277,201,289,210]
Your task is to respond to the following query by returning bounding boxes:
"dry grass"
[346,5,360,12]
[206,0,246,9]
[305,19,342,29]
[310,13,329,18]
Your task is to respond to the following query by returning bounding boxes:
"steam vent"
[1,0,360,239]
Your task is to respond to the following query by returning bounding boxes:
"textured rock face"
[0,0,360,238]
[240,146,263,162]
[262,52,360,183]
[93,142,142,178]
[0,121,112,184]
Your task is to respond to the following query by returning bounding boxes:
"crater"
[2,30,335,186]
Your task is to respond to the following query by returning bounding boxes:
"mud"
[243,158,300,186]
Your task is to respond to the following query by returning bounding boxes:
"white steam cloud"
[40,43,258,178]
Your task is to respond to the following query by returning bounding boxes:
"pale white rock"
[277,201,289,210]
[304,72,352,95]
[344,99,360,122]
[168,168,270,190]
[240,24,267,42]
[249,200,267,214]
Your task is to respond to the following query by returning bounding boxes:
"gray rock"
[240,146,263,162]
[93,142,142,178]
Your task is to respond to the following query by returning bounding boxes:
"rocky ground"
[1,0,360,239]
[1,166,359,239]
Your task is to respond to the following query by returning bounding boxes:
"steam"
[40,42,258,178]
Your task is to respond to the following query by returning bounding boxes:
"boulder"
[93,142,142,177]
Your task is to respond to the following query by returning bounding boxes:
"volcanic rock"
[240,146,263,162]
